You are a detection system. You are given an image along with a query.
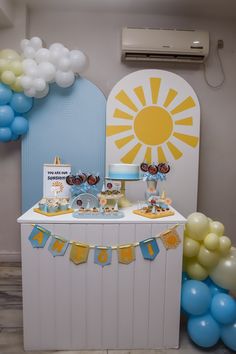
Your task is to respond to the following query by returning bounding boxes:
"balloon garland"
[0,36,88,142]
[182,212,236,351]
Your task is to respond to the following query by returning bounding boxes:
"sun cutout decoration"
[106,70,200,164]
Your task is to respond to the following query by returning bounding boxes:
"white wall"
[0,6,236,261]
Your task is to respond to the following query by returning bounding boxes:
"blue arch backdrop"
[22,77,106,211]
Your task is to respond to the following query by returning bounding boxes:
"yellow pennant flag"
[70,242,90,265]
[117,244,135,264]
[160,230,181,250]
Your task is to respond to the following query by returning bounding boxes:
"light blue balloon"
[221,321,236,351]
[0,105,14,127]
[204,277,228,297]
[188,313,220,348]
[0,127,12,142]
[11,133,20,141]
[211,293,236,325]
[10,93,33,114]
[0,83,12,105]
[181,280,211,316]
[11,116,29,135]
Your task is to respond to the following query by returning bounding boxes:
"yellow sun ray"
[113,109,134,120]
[115,90,138,112]
[144,147,152,163]
[133,86,146,106]
[157,146,167,162]
[106,125,132,137]
[167,141,183,160]
[173,132,199,147]
[115,135,134,149]
[171,96,196,115]
[121,143,142,163]
[150,77,161,104]
[175,117,193,126]
[163,89,178,108]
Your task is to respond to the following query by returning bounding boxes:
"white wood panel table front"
[18,205,186,351]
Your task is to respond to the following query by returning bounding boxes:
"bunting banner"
[28,224,181,266]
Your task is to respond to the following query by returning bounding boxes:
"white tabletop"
[17,203,186,224]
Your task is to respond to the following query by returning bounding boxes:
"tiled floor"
[0,262,233,354]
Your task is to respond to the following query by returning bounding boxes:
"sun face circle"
[133,106,173,146]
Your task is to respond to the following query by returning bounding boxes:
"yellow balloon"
[186,259,208,280]
[185,212,209,241]
[197,245,220,268]
[183,237,200,258]
[11,77,23,92]
[1,70,16,85]
[0,49,20,61]
[210,248,236,292]
[210,221,225,237]
[8,61,23,76]
[204,233,219,251]
[218,236,231,255]
[0,58,8,73]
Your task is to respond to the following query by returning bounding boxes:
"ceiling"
[24,0,236,19]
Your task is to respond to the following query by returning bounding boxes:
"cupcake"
[47,200,59,213]
[38,198,47,211]
[59,199,69,211]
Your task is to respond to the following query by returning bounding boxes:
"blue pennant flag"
[94,246,112,266]
[48,237,69,257]
[139,238,159,260]
[28,225,50,248]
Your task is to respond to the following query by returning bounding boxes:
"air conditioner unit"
[121,28,209,63]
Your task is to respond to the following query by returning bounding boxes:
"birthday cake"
[108,163,140,180]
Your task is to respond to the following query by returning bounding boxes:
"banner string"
[31,223,179,250]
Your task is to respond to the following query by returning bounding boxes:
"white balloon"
[49,49,63,66]
[35,84,49,98]
[33,78,46,91]
[38,62,56,82]
[20,39,30,51]
[55,70,75,88]
[35,48,51,63]
[22,59,37,71]
[25,65,40,78]
[49,43,65,52]
[30,37,43,51]
[58,57,71,71]
[62,47,70,56]
[69,50,87,73]
[23,46,36,59]
[20,75,33,90]
[24,87,36,97]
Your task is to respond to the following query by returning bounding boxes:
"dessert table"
[18,204,186,351]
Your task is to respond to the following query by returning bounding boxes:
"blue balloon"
[0,83,12,105]
[181,280,211,316]
[11,116,29,135]
[10,93,33,114]
[11,133,20,141]
[0,105,14,127]
[188,313,220,348]
[211,293,236,325]
[0,127,12,142]
[221,322,236,351]
[204,277,228,297]
[182,272,190,283]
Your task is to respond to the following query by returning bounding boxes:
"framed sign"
[43,163,71,198]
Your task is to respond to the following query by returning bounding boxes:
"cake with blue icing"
[108,163,140,180]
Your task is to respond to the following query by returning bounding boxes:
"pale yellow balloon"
[8,61,23,76]
[197,245,220,268]
[185,212,209,241]
[209,221,225,237]
[186,259,208,280]
[218,236,232,255]
[183,237,200,258]
[1,70,16,85]
[11,77,23,92]
[0,49,20,61]
[210,248,236,292]
[0,58,8,73]
[204,233,219,251]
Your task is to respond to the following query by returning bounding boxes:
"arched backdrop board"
[22,78,106,212]
[106,69,200,217]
